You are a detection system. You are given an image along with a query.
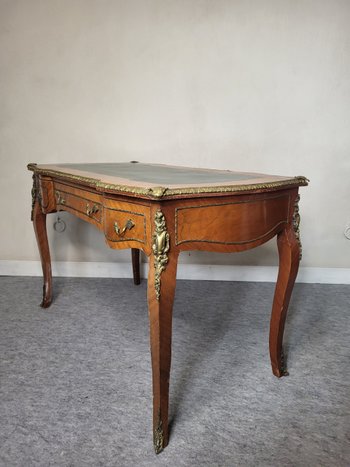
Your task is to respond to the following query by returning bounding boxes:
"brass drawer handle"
[86,203,99,217]
[114,219,135,237]
[55,190,66,205]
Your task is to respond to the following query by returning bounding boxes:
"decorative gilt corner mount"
[31,174,37,221]
[292,194,302,260]
[30,174,42,220]
[149,186,168,198]
[152,210,170,300]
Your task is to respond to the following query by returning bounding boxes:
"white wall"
[1,0,349,268]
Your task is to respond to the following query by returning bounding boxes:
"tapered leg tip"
[271,349,289,377]
[40,284,52,308]
[40,298,52,308]
[272,366,289,378]
[154,445,164,455]
[272,368,289,378]
[154,412,166,454]
[154,433,164,454]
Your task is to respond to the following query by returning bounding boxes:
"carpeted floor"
[0,277,349,467]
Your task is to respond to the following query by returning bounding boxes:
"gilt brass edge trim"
[28,165,309,199]
[103,208,146,244]
[98,182,159,197]
[94,177,309,197]
[29,168,98,187]
[28,166,101,188]
[28,166,150,196]
[163,177,308,197]
[100,180,308,198]
[152,210,170,300]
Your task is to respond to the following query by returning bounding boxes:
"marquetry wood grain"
[175,193,290,248]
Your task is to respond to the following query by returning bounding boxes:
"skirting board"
[0,260,349,284]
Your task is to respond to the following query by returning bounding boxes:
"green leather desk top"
[28,162,308,199]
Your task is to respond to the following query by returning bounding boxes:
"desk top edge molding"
[27,162,309,200]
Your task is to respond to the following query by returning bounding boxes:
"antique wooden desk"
[28,162,308,453]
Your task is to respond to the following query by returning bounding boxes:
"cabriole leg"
[269,225,300,377]
[147,249,178,453]
[147,208,178,453]
[32,199,52,308]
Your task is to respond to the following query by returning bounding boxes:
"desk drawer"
[54,182,103,224]
[104,204,146,244]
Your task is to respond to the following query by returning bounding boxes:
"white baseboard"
[0,260,349,284]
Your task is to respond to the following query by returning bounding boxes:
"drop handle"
[114,219,135,237]
[86,203,99,217]
[55,190,66,205]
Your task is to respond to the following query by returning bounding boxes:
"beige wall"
[1,0,349,268]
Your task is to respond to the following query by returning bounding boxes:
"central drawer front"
[175,194,290,246]
[54,182,103,225]
[104,202,147,245]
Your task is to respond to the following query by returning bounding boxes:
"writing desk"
[28,162,308,453]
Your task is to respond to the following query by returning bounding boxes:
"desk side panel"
[174,191,294,253]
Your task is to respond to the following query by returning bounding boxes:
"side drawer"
[54,182,103,225]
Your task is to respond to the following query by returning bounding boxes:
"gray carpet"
[0,277,349,467]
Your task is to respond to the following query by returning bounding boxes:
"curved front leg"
[269,225,300,377]
[147,209,178,454]
[32,199,52,308]
[147,249,178,454]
